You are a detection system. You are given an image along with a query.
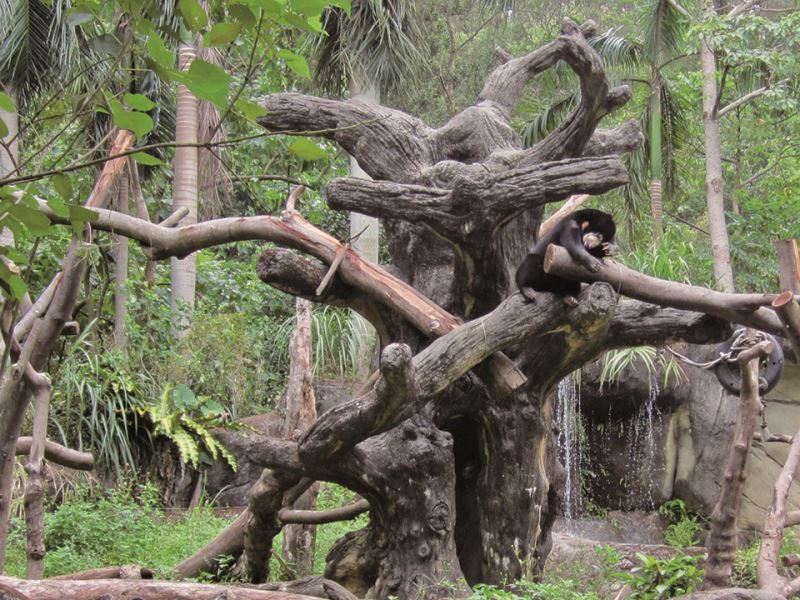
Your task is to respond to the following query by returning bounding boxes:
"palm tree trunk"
[701,7,735,293]
[171,43,199,337]
[348,76,379,375]
[649,77,663,244]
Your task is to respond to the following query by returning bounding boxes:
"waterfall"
[556,373,583,524]
[623,378,662,510]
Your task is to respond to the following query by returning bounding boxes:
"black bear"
[515,208,616,305]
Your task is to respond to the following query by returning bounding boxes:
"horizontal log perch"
[278,499,370,525]
[0,576,317,600]
[544,244,784,335]
[49,566,154,580]
[15,437,94,470]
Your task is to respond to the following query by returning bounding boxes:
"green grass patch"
[3,483,230,578]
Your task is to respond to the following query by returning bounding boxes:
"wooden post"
[775,240,800,293]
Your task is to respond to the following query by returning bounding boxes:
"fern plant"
[142,383,238,471]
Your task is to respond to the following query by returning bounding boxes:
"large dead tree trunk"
[33,21,742,598]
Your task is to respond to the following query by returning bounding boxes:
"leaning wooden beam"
[758,420,800,596]
[174,509,249,578]
[772,291,800,360]
[15,437,94,470]
[702,338,772,589]
[49,566,154,580]
[278,499,370,525]
[39,199,527,396]
[544,244,783,335]
[0,576,318,600]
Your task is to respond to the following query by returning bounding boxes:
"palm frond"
[589,28,643,74]
[643,0,685,68]
[0,0,54,106]
[519,92,578,147]
[314,0,424,97]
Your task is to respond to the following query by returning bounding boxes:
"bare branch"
[278,499,369,525]
[544,245,783,335]
[15,437,93,471]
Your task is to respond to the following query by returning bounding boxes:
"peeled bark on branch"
[702,339,772,589]
[544,245,783,335]
[772,291,800,361]
[24,369,51,579]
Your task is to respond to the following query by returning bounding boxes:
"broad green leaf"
[108,98,154,138]
[204,22,242,46]
[145,32,173,68]
[229,4,257,27]
[172,383,197,408]
[123,93,156,111]
[282,12,322,32]
[234,98,267,121]
[289,138,329,160]
[131,151,163,166]
[0,262,27,300]
[46,197,70,218]
[179,0,208,32]
[0,119,7,138]
[248,0,284,17]
[68,205,99,223]
[0,92,15,113]
[52,174,74,201]
[0,246,28,264]
[327,0,350,15]
[291,0,327,16]
[277,49,311,79]
[180,59,232,109]
[8,205,52,235]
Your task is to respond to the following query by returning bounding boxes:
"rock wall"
[574,347,800,531]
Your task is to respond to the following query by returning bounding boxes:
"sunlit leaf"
[289,138,329,160]
[179,0,208,32]
[277,49,311,79]
[234,98,267,121]
[0,92,15,113]
[229,4,257,27]
[108,99,154,138]
[52,173,74,201]
[204,22,242,46]
[177,59,232,109]
[46,198,70,218]
[123,93,156,111]
[146,32,174,68]
[8,205,52,235]
[131,151,163,166]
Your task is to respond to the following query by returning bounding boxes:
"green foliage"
[50,329,149,477]
[470,579,599,600]
[599,346,685,391]
[3,481,230,578]
[142,383,238,470]
[614,553,703,600]
[658,500,704,549]
[270,305,370,380]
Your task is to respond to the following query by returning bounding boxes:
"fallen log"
[0,575,319,600]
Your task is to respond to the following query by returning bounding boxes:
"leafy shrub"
[471,580,599,600]
[659,500,704,548]
[142,383,238,470]
[3,481,230,577]
[614,553,703,599]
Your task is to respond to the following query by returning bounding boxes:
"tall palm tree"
[521,3,688,242]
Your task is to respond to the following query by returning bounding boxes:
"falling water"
[556,373,583,524]
[622,379,662,510]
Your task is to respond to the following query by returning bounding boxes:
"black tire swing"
[713,328,785,395]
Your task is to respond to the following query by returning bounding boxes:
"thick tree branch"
[605,301,732,348]
[326,156,628,241]
[15,438,94,471]
[278,499,370,525]
[258,94,433,183]
[544,245,783,335]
